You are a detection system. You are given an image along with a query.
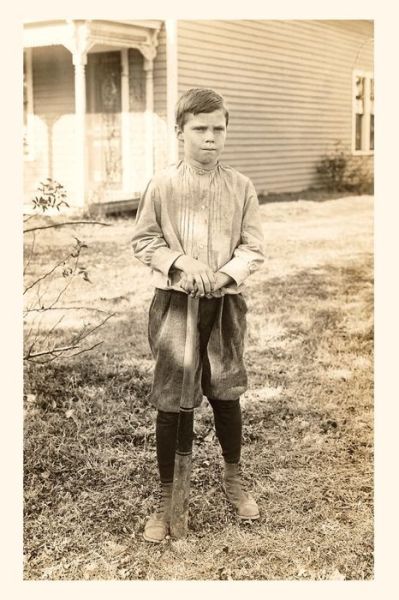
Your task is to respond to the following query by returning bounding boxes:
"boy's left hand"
[180,271,234,298]
[213,271,233,292]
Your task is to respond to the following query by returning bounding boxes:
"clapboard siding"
[178,21,372,76]
[24,45,77,205]
[177,19,373,193]
[32,46,75,113]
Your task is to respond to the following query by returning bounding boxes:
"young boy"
[132,88,265,543]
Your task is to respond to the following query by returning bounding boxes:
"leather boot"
[143,482,173,543]
[223,462,260,520]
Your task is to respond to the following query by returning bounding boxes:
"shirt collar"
[183,159,219,176]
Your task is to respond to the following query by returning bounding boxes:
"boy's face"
[176,109,227,169]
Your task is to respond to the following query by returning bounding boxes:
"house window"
[353,70,374,154]
[23,48,34,160]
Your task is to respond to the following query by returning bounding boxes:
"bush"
[316,146,347,192]
[316,144,374,194]
[24,181,114,364]
[32,178,69,212]
[344,156,374,195]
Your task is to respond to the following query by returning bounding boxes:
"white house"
[23,19,374,212]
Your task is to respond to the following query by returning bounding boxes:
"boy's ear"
[175,124,184,141]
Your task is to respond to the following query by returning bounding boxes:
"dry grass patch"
[24,195,373,580]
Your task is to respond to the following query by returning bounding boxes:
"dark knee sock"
[156,410,179,484]
[208,398,242,464]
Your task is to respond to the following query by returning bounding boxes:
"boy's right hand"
[173,255,216,296]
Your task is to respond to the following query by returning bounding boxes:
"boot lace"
[154,483,172,516]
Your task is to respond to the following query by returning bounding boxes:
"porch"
[23,19,176,212]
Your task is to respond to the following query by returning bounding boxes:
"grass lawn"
[23,194,373,580]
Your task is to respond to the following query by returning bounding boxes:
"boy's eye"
[192,126,225,132]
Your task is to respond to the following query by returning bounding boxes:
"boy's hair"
[175,88,229,130]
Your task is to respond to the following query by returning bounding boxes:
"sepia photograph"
[22,18,374,581]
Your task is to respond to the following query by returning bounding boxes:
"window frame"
[352,69,374,156]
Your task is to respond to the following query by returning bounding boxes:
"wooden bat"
[170,294,200,539]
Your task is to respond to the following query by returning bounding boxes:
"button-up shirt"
[132,160,265,294]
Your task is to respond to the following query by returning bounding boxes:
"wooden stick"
[170,295,199,539]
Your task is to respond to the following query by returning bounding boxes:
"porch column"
[121,48,131,193]
[72,51,88,208]
[24,48,34,161]
[166,19,178,164]
[143,54,155,182]
[64,20,94,208]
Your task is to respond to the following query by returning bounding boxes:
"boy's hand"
[179,270,234,298]
[173,255,216,297]
[213,271,234,291]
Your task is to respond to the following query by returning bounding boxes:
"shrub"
[24,182,114,363]
[32,178,69,212]
[344,156,374,195]
[316,145,347,192]
[316,143,374,194]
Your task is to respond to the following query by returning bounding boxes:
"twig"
[47,256,79,309]
[24,306,111,315]
[63,341,103,358]
[40,314,65,347]
[26,341,104,363]
[25,345,80,359]
[28,308,46,355]
[24,220,111,233]
[24,312,114,362]
[24,253,71,295]
[23,231,36,277]
[71,312,115,345]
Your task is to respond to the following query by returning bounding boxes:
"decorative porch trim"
[23,19,162,60]
[23,19,162,206]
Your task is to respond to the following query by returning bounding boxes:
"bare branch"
[63,341,104,359]
[25,341,104,362]
[47,259,77,309]
[24,236,85,300]
[24,313,115,362]
[24,220,111,234]
[24,345,81,359]
[71,312,115,345]
[24,306,111,315]
[23,212,114,364]
[40,313,65,347]
[27,307,46,355]
[23,231,36,277]
[24,253,71,295]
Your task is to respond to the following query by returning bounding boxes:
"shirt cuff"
[219,257,251,287]
[151,247,184,279]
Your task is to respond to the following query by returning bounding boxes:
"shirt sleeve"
[219,179,265,287]
[131,178,183,278]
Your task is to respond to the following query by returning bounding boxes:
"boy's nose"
[205,129,215,142]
